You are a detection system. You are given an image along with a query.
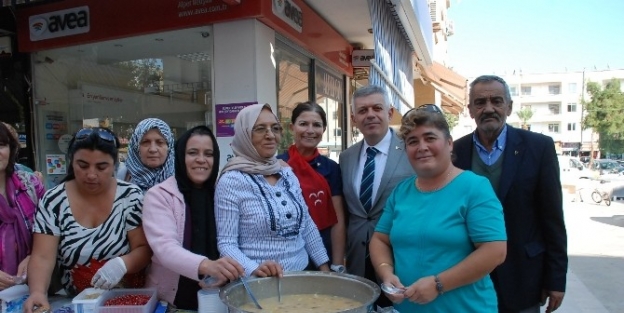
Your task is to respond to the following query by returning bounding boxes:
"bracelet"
[330,264,346,273]
[377,262,393,268]
[434,275,444,295]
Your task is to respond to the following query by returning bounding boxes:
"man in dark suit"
[453,75,567,313]
[339,85,414,306]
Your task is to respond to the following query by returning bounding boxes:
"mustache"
[480,113,501,122]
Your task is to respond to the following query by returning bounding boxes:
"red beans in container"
[97,288,158,313]
[104,294,151,306]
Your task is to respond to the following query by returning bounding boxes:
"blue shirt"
[472,125,507,166]
[276,152,342,197]
[376,172,506,313]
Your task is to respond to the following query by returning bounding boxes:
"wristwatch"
[434,275,444,295]
[330,264,346,273]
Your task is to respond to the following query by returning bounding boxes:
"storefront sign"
[29,6,89,41]
[176,0,227,19]
[352,49,374,67]
[315,66,343,103]
[45,154,67,175]
[272,0,303,33]
[215,102,257,137]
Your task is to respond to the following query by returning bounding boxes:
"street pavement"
[554,189,624,313]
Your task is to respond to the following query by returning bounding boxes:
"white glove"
[91,257,127,289]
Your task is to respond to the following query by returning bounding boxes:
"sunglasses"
[402,104,443,121]
[74,127,119,147]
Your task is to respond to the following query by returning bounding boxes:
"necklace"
[416,169,453,193]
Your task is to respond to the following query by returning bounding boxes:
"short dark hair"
[0,122,19,176]
[291,101,328,128]
[399,109,452,141]
[469,75,512,103]
[63,128,120,182]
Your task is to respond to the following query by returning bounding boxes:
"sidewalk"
[555,267,609,313]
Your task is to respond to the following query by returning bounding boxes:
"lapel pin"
[395,146,401,150]
[515,150,518,155]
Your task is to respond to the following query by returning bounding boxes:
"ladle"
[240,276,263,309]
[278,277,282,302]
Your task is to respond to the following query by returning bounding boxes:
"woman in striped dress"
[216,104,329,278]
[24,128,152,313]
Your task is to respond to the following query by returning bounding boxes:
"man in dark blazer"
[453,75,567,313]
[339,85,414,306]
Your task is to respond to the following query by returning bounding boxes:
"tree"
[116,58,163,91]
[443,112,458,130]
[583,79,624,155]
[516,106,534,130]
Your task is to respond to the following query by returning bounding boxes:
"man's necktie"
[359,147,379,212]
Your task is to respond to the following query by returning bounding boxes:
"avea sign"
[272,0,303,33]
[29,6,90,41]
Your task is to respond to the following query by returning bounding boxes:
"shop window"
[274,42,311,154]
[274,40,345,160]
[31,26,213,187]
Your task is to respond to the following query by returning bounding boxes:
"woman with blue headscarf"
[119,118,175,192]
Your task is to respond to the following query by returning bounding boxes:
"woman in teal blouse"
[369,106,507,313]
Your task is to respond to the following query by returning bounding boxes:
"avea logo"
[46,10,88,33]
[29,18,47,37]
[29,6,90,41]
[273,0,284,12]
[272,0,302,32]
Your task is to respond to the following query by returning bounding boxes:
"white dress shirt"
[353,130,392,204]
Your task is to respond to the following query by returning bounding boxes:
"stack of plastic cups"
[197,277,227,313]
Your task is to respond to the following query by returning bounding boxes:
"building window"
[521,86,531,95]
[548,124,559,133]
[549,103,560,115]
[548,85,561,95]
[510,86,518,96]
[568,123,576,131]
[568,83,577,93]
[567,103,577,112]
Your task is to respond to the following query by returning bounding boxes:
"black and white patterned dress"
[34,180,143,293]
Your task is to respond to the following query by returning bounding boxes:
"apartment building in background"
[456,69,624,158]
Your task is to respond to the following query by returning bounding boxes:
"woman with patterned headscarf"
[120,118,175,192]
[216,103,329,278]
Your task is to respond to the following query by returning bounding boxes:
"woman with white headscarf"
[119,118,175,192]
[216,103,329,278]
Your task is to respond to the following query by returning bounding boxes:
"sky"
[446,0,624,78]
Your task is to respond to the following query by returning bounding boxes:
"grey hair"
[469,75,512,103]
[351,85,392,113]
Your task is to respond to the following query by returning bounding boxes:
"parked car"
[558,156,586,182]
[585,159,623,179]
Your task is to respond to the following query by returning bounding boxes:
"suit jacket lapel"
[372,131,403,207]
[498,126,524,201]
[455,135,473,170]
[346,141,367,216]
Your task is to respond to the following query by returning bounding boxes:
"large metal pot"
[219,271,380,313]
